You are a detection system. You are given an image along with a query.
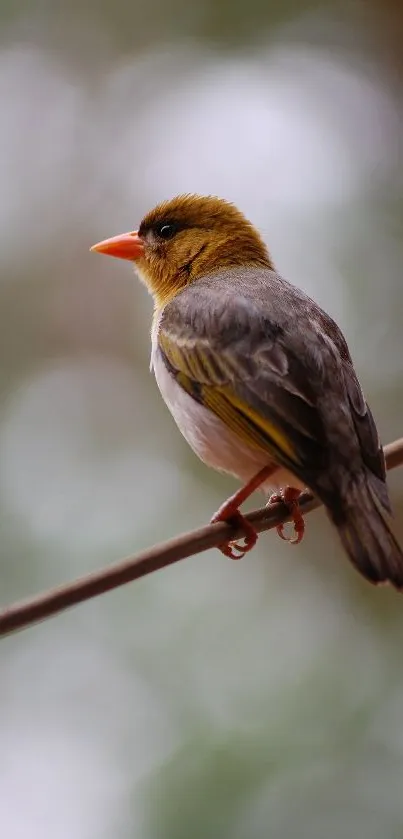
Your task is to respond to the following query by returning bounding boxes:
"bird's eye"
[155,222,178,240]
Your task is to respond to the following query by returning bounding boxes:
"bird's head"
[91,194,273,309]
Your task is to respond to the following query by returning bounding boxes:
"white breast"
[151,334,292,493]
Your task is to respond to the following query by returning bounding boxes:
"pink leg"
[211,464,277,560]
[267,486,305,544]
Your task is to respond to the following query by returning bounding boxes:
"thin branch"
[1,438,403,638]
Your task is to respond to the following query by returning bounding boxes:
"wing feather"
[158,309,328,479]
[157,266,385,495]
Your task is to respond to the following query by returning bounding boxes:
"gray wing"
[159,266,387,501]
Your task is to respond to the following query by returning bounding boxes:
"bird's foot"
[267,486,305,545]
[211,505,258,560]
[210,465,277,560]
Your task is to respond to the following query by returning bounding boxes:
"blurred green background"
[1,0,403,836]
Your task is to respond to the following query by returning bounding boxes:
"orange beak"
[90,231,145,261]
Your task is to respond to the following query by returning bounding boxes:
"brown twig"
[1,438,403,638]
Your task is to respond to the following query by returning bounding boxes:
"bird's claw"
[210,466,278,560]
[268,487,305,545]
[211,510,258,560]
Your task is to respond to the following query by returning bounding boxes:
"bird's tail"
[329,473,403,590]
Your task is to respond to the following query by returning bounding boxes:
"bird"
[91,193,403,589]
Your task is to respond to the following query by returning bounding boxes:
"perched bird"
[91,194,403,589]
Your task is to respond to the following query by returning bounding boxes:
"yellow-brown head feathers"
[139,194,261,239]
[91,194,273,309]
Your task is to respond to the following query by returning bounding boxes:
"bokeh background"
[1,0,403,836]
